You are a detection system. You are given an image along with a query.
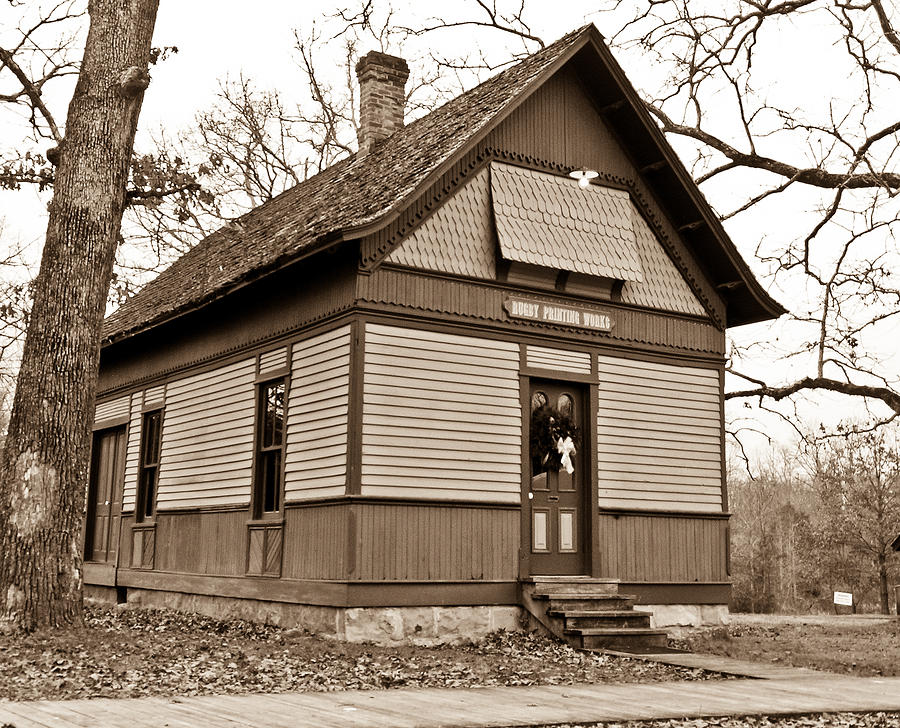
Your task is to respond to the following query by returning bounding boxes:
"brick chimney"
[355,51,409,154]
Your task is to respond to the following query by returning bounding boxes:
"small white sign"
[833,591,853,606]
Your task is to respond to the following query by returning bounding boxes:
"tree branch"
[870,0,900,56]
[0,45,63,143]
[125,181,201,203]
[727,377,900,414]
[646,102,900,190]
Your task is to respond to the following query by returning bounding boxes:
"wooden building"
[84,25,783,646]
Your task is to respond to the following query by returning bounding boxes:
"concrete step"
[547,609,652,629]
[566,627,669,651]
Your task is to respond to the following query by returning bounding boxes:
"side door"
[84,426,127,563]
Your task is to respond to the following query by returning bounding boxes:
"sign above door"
[504,296,614,332]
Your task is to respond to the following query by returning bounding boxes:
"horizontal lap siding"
[526,345,592,374]
[362,324,520,502]
[157,358,256,508]
[259,346,288,375]
[598,513,728,582]
[284,326,350,501]
[94,395,129,422]
[597,355,722,512]
[144,384,165,408]
[121,392,143,512]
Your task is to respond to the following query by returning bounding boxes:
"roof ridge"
[104,25,594,342]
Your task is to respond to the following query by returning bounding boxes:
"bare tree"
[330,1,900,439]
[598,1,900,428]
[0,0,160,632]
[809,427,900,613]
[728,450,816,612]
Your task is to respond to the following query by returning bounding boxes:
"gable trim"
[363,148,726,330]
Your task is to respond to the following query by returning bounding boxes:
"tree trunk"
[878,552,890,615]
[0,0,159,632]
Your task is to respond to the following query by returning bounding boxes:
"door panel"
[85,427,126,563]
[528,379,587,575]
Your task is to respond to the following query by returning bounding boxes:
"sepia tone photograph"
[0,1,898,726]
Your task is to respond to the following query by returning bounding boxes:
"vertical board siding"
[597,355,723,512]
[358,268,725,355]
[94,395,129,422]
[354,503,519,581]
[157,358,256,508]
[526,345,592,374]
[121,392,143,512]
[598,513,728,582]
[154,510,246,575]
[284,326,350,501]
[259,346,288,374]
[361,324,521,502]
[282,504,348,579]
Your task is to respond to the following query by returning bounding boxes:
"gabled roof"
[104,24,783,343]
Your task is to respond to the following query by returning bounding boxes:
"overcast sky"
[3,1,898,451]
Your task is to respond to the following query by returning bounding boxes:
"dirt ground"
[672,613,900,677]
[540,714,900,728]
[0,604,721,702]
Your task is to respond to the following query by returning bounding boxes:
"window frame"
[136,408,163,523]
[252,376,287,521]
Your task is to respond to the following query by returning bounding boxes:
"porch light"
[569,167,599,188]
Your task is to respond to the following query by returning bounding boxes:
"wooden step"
[519,577,668,653]
[565,627,669,651]
[523,576,620,584]
[538,594,637,611]
[547,609,652,629]
[530,582,620,597]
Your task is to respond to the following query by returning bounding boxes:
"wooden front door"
[84,427,126,563]
[528,379,587,575]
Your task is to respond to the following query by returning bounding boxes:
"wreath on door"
[530,403,580,474]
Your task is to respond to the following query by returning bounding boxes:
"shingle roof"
[103,26,593,342]
[491,162,644,283]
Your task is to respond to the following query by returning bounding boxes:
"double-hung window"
[254,378,285,518]
[136,409,162,521]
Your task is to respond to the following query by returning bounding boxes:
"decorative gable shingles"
[384,159,709,319]
[621,208,708,317]
[386,167,495,278]
[490,162,643,282]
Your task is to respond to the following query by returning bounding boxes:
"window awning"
[490,162,644,283]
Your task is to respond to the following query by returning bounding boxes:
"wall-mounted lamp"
[569,167,599,188]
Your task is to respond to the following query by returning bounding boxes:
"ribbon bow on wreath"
[557,436,576,475]
[530,404,580,475]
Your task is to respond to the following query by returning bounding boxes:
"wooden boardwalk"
[1,676,899,728]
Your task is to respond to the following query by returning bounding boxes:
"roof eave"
[583,35,786,328]
[102,230,346,346]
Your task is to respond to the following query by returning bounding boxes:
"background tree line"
[730,427,900,615]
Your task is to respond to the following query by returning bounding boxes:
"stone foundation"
[119,588,522,645]
[634,603,729,629]
[84,584,119,603]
